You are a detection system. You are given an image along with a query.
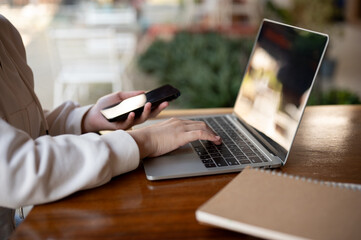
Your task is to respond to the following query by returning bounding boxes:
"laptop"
[142,19,329,180]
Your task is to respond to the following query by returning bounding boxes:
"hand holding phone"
[100,84,181,122]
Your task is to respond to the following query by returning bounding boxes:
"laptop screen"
[234,19,328,162]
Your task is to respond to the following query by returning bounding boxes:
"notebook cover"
[196,167,361,240]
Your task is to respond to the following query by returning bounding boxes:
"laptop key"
[204,163,217,168]
[243,149,254,154]
[210,152,221,158]
[200,155,211,159]
[235,154,248,159]
[207,148,218,154]
[225,157,240,165]
[227,143,237,148]
[228,145,238,150]
[215,144,226,150]
[219,148,231,154]
[249,156,262,163]
[193,146,205,151]
[239,159,251,164]
[191,141,203,148]
[222,152,233,158]
[231,149,243,155]
[202,159,213,164]
[196,149,208,156]
[203,141,215,148]
[239,145,250,151]
[213,157,228,167]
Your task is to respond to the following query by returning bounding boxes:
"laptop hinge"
[230,113,283,160]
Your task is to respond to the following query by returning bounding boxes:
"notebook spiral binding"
[254,168,361,192]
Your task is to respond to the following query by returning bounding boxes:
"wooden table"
[12,105,361,239]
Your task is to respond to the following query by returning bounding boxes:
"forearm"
[0,120,139,208]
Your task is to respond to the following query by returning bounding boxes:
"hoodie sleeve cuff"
[65,105,92,135]
[101,130,140,177]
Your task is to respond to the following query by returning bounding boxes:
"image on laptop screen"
[234,20,328,161]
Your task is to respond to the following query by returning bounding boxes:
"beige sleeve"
[0,118,140,209]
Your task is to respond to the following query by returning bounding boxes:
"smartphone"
[100,84,181,122]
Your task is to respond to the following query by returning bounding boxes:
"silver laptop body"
[143,19,329,180]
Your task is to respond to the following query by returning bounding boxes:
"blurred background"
[1,0,360,110]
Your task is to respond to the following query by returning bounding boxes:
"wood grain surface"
[11,105,361,240]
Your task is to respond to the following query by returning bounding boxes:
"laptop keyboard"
[190,116,269,168]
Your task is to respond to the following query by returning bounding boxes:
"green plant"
[264,0,336,31]
[308,88,361,105]
[137,31,253,108]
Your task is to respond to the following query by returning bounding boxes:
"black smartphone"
[100,84,181,122]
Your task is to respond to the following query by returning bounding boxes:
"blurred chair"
[114,32,137,90]
[79,7,137,30]
[48,28,135,107]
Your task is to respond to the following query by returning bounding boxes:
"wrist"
[81,108,92,133]
[128,129,151,159]
[81,112,88,133]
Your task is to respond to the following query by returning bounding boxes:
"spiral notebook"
[196,168,361,240]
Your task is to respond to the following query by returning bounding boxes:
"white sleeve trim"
[101,130,140,177]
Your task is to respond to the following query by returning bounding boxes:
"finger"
[117,91,145,100]
[185,129,222,145]
[182,121,208,130]
[181,120,218,137]
[116,112,135,130]
[135,102,152,124]
[178,119,209,126]
[162,118,202,126]
[148,101,169,118]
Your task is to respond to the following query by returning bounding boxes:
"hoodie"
[0,14,140,239]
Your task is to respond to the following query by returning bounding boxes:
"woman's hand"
[128,118,222,159]
[82,91,169,133]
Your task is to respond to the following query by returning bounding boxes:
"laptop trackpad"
[142,144,205,180]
